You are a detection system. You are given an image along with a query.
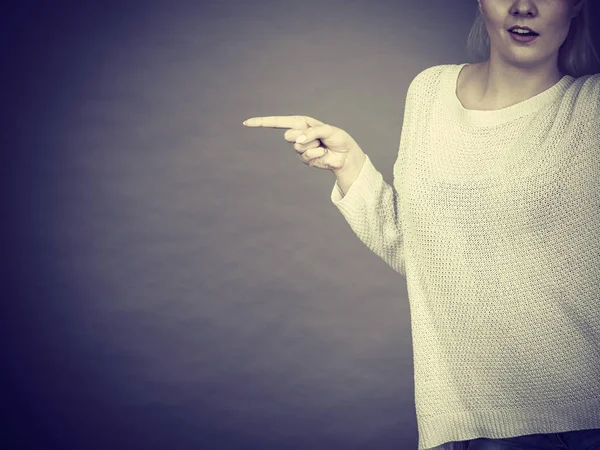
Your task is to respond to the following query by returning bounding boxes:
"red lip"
[508,25,539,35]
[509,32,538,43]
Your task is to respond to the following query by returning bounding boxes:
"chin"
[506,55,557,71]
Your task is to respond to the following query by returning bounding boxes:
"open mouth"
[507,26,539,37]
[508,29,539,43]
[509,29,539,37]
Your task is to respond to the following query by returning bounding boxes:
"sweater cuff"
[330,154,383,213]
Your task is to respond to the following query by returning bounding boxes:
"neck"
[476,56,564,109]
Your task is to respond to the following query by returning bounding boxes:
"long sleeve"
[330,154,406,276]
[328,71,426,277]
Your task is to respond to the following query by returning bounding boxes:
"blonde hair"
[465,1,600,77]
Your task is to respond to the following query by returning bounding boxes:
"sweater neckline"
[450,63,574,127]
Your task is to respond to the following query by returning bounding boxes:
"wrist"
[333,150,366,195]
[334,149,365,176]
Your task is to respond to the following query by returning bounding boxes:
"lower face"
[481,0,575,67]
[500,27,568,69]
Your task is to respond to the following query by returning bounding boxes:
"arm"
[328,70,425,277]
[330,152,406,276]
[333,150,367,196]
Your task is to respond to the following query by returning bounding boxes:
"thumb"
[296,123,335,144]
[303,116,325,127]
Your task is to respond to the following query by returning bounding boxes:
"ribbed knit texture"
[331,63,600,450]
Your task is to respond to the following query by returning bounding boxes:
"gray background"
[5,1,600,449]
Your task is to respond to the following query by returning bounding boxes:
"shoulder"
[582,72,600,101]
[410,64,453,89]
[567,72,600,118]
[568,72,600,97]
[406,63,458,101]
[571,72,600,94]
[563,73,600,158]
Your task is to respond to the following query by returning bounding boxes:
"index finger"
[243,116,307,129]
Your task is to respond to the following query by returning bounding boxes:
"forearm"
[330,152,406,276]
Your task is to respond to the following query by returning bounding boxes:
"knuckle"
[297,116,308,128]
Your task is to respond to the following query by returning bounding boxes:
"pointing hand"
[243,115,362,172]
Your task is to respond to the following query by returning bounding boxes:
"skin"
[460,0,587,110]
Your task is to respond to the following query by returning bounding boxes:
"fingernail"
[243,120,247,126]
[296,135,306,143]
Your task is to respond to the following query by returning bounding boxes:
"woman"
[243,0,600,449]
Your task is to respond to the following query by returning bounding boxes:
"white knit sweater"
[331,63,600,449]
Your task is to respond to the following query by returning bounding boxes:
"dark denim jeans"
[432,429,600,450]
